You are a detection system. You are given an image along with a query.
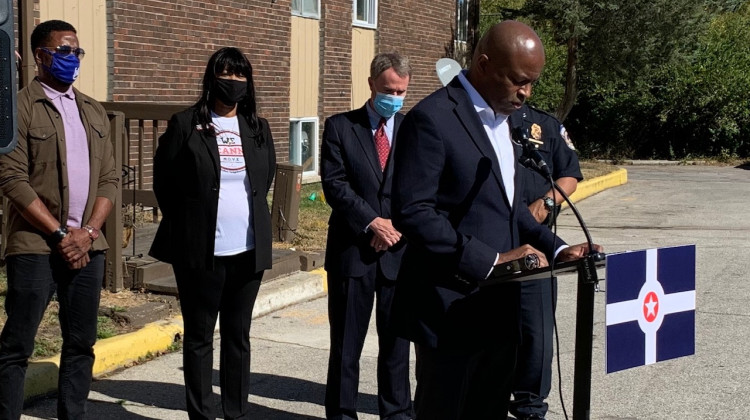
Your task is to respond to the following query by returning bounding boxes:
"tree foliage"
[480,0,750,158]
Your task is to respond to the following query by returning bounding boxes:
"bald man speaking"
[390,21,601,419]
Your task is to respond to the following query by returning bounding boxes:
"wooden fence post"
[104,111,124,291]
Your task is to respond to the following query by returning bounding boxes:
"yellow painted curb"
[313,267,328,293]
[24,316,184,401]
[92,316,184,376]
[565,168,628,206]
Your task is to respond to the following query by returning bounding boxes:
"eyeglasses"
[40,45,86,59]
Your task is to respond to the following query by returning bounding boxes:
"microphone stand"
[551,180,604,420]
[517,134,605,420]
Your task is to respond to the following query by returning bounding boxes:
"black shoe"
[518,416,546,420]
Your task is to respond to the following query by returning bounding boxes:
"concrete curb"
[23,317,185,400]
[566,168,628,205]
[23,267,328,401]
[21,168,624,402]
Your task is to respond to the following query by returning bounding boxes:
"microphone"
[511,125,603,263]
[512,126,551,177]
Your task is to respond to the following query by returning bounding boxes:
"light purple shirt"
[41,82,90,228]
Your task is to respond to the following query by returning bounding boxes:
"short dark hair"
[31,20,77,52]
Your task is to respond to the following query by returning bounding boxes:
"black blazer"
[391,77,564,348]
[320,105,406,280]
[149,107,276,271]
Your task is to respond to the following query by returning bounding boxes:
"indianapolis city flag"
[605,245,696,373]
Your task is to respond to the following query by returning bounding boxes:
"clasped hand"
[57,227,92,269]
[369,217,402,252]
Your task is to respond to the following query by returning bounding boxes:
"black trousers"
[325,265,412,420]
[413,283,520,420]
[173,250,262,420]
[0,252,104,420]
[510,277,557,419]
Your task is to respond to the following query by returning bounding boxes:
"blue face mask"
[41,50,80,85]
[373,93,404,119]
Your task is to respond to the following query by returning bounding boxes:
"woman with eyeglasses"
[150,47,276,420]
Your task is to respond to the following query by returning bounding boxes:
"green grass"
[96,316,118,340]
[32,337,62,359]
[272,182,331,252]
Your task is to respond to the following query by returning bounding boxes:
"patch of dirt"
[98,289,180,333]
[580,160,622,179]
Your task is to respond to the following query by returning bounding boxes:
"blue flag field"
[605,245,696,373]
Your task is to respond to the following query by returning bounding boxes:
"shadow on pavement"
[23,395,157,420]
[249,372,379,417]
[23,371,378,419]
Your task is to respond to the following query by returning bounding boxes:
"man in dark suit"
[391,21,601,419]
[321,52,413,420]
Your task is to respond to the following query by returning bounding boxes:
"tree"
[480,0,749,158]
[654,2,750,158]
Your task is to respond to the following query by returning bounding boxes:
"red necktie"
[374,118,390,171]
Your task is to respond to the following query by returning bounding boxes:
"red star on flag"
[643,292,659,322]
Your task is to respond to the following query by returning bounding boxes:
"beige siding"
[290,16,320,118]
[39,0,108,101]
[351,28,375,109]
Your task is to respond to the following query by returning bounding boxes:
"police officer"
[509,104,583,420]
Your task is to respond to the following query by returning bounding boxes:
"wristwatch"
[493,253,541,277]
[47,226,68,246]
[83,225,100,241]
[543,196,555,211]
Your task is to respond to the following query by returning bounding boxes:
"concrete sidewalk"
[22,168,628,403]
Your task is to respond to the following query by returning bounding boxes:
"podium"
[483,253,607,420]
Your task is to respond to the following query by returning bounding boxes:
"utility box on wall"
[271,163,302,242]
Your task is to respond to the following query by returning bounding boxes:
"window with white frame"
[353,0,377,27]
[456,0,469,43]
[292,0,320,19]
[289,118,319,175]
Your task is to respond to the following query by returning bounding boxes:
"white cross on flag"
[605,245,696,373]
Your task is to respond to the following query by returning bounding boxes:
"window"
[456,0,469,43]
[292,0,320,19]
[353,0,377,27]
[289,118,319,175]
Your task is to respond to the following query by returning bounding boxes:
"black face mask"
[213,78,247,106]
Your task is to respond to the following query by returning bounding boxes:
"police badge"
[530,123,543,147]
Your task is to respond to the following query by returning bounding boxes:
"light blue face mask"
[373,93,404,119]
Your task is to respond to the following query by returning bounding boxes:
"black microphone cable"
[545,171,571,420]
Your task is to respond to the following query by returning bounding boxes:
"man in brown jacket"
[0,20,117,420]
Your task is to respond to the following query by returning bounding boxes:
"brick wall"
[107,0,453,186]
[110,0,292,187]
[378,0,455,112]
[319,0,455,119]
[320,0,353,118]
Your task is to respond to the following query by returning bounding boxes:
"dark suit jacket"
[321,105,406,280]
[149,107,276,271]
[391,77,564,348]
